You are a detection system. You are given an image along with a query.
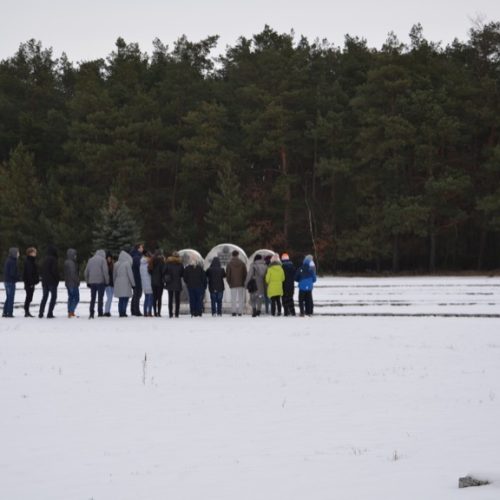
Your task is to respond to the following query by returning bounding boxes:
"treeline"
[1,23,500,272]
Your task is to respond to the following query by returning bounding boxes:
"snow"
[1,276,500,499]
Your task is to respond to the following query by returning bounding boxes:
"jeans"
[24,284,35,314]
[168,290,180,317]
[105,286,114,314]
[298,290,314,316]
[3,282,16,316]
[188,287,204,316]
[66,286,80,314]
[143,293,153,316]
[89,283,106,316]
[230,287,245,314]
[118,297,129,316]
[39,284,57,317]
[210,291,224,315]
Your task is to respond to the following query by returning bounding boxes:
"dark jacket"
[64,249,80,288]
[164,256,184,291]
[41,247,60,287]
[106,254,114,287]
[130,248,143,288]
[226,256,247,288]
[206,257,226,293]
[3,247,19,283]
[183,264,207,289]
[23,255,39,287]
[282,260,296,295]
[150,255,165,288]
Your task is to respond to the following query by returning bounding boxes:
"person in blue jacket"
[2,247,20,318]
[295,255,317,316]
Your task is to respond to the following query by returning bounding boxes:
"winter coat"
[84,250,109,285]
[64,249,80,288]
[113,251,135,298]
[282,260,296,296]
[41,247,60,287]
[164,256,184,291]
[3,247,19,283]
[107,259,114,287]
[245,259,268,296]
[150,255,165,288]
[23,255,39,287]
[295,258,317,292]
[130,248,143,288]
[226,256,247,288]
[206,257,226,293]
[140,257,153,294]
[265,262,285,298]
[183,264,207,290]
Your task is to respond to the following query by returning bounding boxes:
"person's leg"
[105,286,113,315]
[174,291,180,317]
[66,287,73,315]
[187,288,196,316]
[24,285,34,316]
[237,287,245,315]
[157,287,163,316]
[298,290,305,316]
[196,288,204,316]
[47,285,58,317]
[74,287,80,314]
[230,288,237,315]
[3,283,14,316]
[89,285,97,317]
[39,285,49,317]
[167,290,173,317]
[306,291,313,316]
[277,296,282,316]
[271,296,277,316]
[97,284,105,316]
[152,286,158,316]
[217,291,223,316]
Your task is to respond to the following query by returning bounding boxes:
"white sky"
[1,0,499,62]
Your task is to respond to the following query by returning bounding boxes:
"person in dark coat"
[130,243,144,316]
[2,247,19,318]
[150,250,165,317]
[206,257,226,316]
[183,258,206,317]
[64,248,80,318]
[281,253,296,316]
[22,247,39,317]
[104,251,114,317]
[39,246,59,318]
[164,251,183,318]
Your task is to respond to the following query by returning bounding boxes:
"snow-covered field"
[1,277,500,499]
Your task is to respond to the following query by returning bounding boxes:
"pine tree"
[92,194,141,255]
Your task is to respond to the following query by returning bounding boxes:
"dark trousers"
[24,284,35,313]
[270,296,282,316]
[89,283,105,316]
[282,292,295,316]
[118,297,129,316]
[39,284,57,317]
[188,287,204,316]
[152,285,163,316]
[131,285,142,315]
[168,290,180,317]
[298,290,313,316]
[210,291,224,315]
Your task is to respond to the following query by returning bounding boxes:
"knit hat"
[281,253,290,261]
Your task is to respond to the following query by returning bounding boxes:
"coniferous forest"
[1,23,500,273]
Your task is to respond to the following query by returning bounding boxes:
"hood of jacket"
[8,247,19,259]
[210,257,221,269]
[118,250,133,264]
[94,249,106,259]
[66,248,77,261]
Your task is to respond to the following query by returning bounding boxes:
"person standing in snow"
[183,257,206,317]
[130,243,144,316]
[22,247,39,317]
[2,247,19,318]
[150,250,165,317]
[64,248,80,318]
[104,252,114,317]
[295,255,317,316]
[113,250,135,317]
[84,249,109,319]
[281,253,296,316]
[39,246,59,319]
[265,254,285,316]
[245,254,267,317]
[206,257,226,316]
[226,250,247,316]
[164,251,183,318]
[140,252,153,317]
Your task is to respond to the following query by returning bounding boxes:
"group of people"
[2,245,317,319]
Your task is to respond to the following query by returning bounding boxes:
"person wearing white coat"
[113,251,135,317]
[140,255,153,317]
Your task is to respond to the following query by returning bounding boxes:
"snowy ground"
[1,277,500,499]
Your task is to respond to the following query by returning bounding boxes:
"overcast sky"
[2,0,499,62]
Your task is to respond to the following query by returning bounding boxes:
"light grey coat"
[84,249,109,285]
[245,259,268,296]
[139,257,153,294]
[113,251,135,298]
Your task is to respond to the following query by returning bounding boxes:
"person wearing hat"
[265,253,285,316]
[295,255,317,316]
[281,253,296,316]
